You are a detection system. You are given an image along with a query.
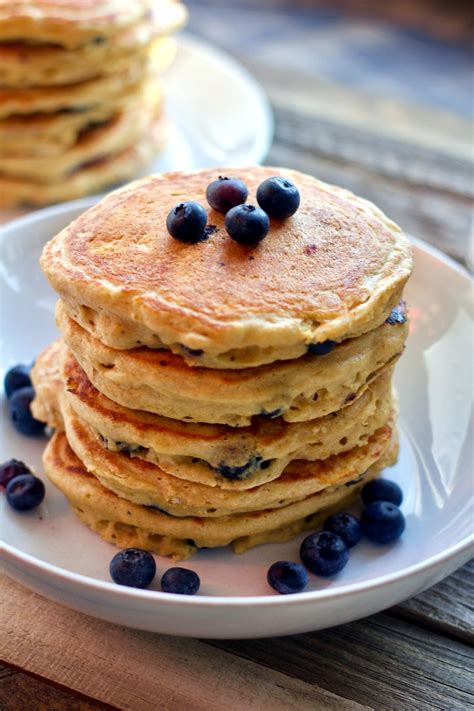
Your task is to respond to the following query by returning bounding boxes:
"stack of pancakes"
[33,166,413,560]
[0,0,187,208]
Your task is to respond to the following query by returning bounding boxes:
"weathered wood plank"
[267,141,471,266]
[208,612,474,711]
[0,575,366,711]
[0,663,111,711]
[272,106,473,197]
[393,560,474,644]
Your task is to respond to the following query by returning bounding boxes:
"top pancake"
[0,0,152,48]
[41,166,413,368]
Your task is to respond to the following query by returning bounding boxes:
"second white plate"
[153,33,274,171]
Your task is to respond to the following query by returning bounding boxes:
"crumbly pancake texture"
[43,430,398,558]
[0,0,152,48]
[0,118,167,208]
[57,299,408,426]
[41,167,413,368]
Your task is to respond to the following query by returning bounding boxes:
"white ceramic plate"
[157,34,273,170]
[0,200,472,639]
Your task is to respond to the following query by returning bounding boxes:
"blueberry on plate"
[323,512,362,548]
[6,473,45,511]
[361,478,403,506]
[109,548,156,588]
[8,386,45,436]
[361,501,405,544]
[225,204,269,245]
[161,567,200,595]
[307,340,337,356]
[300,531,349,576]
[0,459,31,489]
[256,176,300,219]
[267,560,308,594]
[206,176,248,213]
[166,201,207,243]
[4,364,31,398]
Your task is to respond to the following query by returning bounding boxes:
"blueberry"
[6,473,45,511]
[217,456,263,480]
[206,176,248,214]
[385,304,407,325]
[256,176,300,219]
[8,386,45,436]
[4,364,31,398]
[267,560,308,594]
[361,478,403,506]
[0,459,31,489]
[323,512,362,548]
[166,202,207,243]
[300,531,349,576]
[260,408,282,418]
[161,567,200,595]
[361,501,405,543]
[109,548,156,588]
[225,204,269,245]
[307,340,337,356]
[180,344,204,357]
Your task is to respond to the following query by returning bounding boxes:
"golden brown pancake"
[61,395,394,517]
[0,117,167,208]
[0,77,160,157]
[0,85,160,182]
[0,64,146,119]
[41,167,413,368]
[44,429,398,558]
[0,1,152,48]
[57,299,408,426]
[31,339,395,490]
[0,21,182,87]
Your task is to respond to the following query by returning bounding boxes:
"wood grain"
[0,664,111,711]
[393,560,474,644]
[0,575,366,711]
[208,612,474,710]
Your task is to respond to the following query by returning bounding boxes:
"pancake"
[57,299,408,426]
[64,360,394,491]
[0,21,182,87]
[0,117,167,208]
[0,27,152,88]
[0,1,152,48]
[41,167,413,368]
[30,340,64,430]
[31,339,395,489]
[60,394,394,517]
[0,63,146,119]
[0,80,160,158]
[44,429,398,558]
[0,81,160,182]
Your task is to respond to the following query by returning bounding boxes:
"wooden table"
[1,2,473,708]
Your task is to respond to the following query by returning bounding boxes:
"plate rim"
[174,32,274,166]
[1,199,473,607]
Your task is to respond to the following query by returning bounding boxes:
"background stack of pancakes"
[32,166,413,560]
[0,0,187,208]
